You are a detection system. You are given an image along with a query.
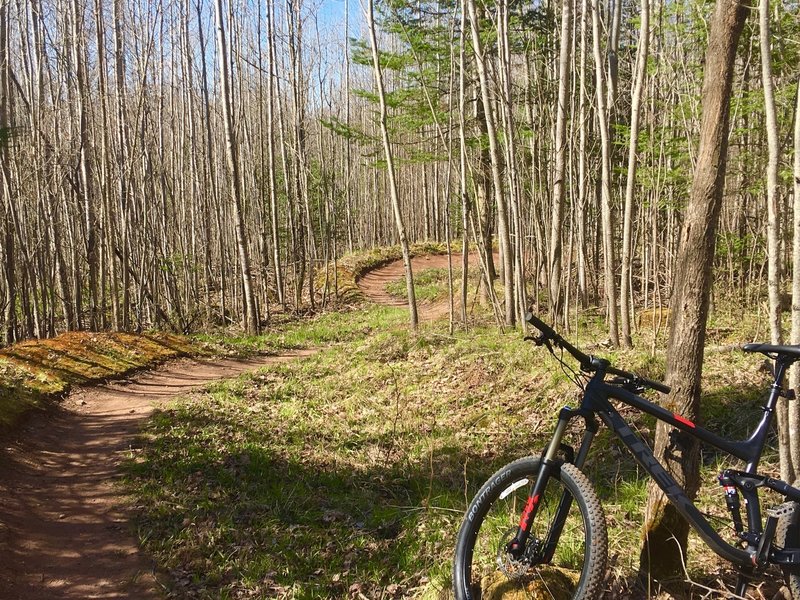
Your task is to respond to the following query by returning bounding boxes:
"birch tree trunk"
[214,0,259,334]
[0,0,13,344]
[591,0,620,346]
[467,0,515,326]
[791,77,800,484]
[71,0,99,331]
[549,0,572,321]
[620,0,650,348]
[760,0,789,481]
[365,0,418,331]
[458,0,469,325]
[265,0,285,309]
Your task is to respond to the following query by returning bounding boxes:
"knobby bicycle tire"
[453,457,607,599]
[775,501,800,599]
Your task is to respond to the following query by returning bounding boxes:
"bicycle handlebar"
[524,311,671,395]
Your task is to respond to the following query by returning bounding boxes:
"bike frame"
[517,356,800,573]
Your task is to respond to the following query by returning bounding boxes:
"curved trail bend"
[0,253,465,599]
[0,352,313,599]
[357,252,476,321]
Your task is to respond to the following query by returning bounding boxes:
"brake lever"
[609,376,646,394]
[524,334,556,356]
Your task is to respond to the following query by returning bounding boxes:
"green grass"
[193,307,408,356]
[125,305,778,598]
[384,268,481,303]
[317,242,454,306]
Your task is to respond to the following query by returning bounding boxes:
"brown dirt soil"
[0,254,468,600]
[0,351,314,599]
[357,253,485,320]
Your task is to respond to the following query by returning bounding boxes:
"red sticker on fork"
[673,413,696,428]
[519,494,540,530]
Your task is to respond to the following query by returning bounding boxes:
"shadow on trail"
[0,352,309,600]
[126,399,522,599]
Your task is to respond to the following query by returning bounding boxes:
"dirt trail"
[357,253,472,320]
[0,253,466,600]
[0,351,314,599]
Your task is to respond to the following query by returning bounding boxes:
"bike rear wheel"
[776,501,800,599]
[453,457,607,600]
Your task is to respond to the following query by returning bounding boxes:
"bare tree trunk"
[467,0,514,326]
[343,0,355,253]
[576,0,589,307]
[364,0,418,331]
[791,77,800,483]
[458,0,469,325]
[113,0,130,331]
[760,0,788,481]
[0,0,13,344]
[286,0,316,310]
[591,0,620,346]
[71,0,99,330]
[548,0,572,321]
[620,0,650,348]
[213,0,258,334]
[265,0,285,309]
[640,0,748,582]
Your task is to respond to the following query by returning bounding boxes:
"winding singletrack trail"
[357,253,474,320]
[0,253,463,599]
[0,352,313,599]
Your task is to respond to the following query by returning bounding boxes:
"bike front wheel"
[453,457,607,600]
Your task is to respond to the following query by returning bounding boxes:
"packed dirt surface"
[0,254,467,600]
[357,252,474,320]
[0,351,314,599]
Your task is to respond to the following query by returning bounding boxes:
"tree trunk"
[591,0,620,346]
[548,0,572,321]
[365,0,418,331]
[71,0,99,331]
[639,0,748,582]
[265,0,285,309]
[467,0,514,326]
[0,0,13,344]
[791,77,800,484]
[458,0,470,325]
[213,0,259,334]
[620,0,650,348]
[760,0,788,481]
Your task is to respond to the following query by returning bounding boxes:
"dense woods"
[0,0,798,344]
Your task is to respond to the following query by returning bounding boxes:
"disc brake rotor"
[496,528,536,580]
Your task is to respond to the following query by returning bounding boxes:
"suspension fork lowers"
[506,409,597,561]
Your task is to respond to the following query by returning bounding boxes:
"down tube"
[598,408,751,567]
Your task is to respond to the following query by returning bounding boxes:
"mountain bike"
[452,312,800,599]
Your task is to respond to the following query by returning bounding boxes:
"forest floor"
[0,254,466,599]
[0,351,315,599]
[0,253,783,600]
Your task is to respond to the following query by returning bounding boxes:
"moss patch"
[0,331,195,429]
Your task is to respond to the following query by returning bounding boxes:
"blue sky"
[316,0,360,34]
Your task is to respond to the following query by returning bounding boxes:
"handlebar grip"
[525,311,556,339]
[641,377,671,395]
[525,311,590,366]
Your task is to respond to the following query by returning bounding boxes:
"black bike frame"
[532,357,800,570]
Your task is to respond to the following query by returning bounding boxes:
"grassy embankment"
[384,266,481,303]
[124,251,781,599]
[0,331,196,430]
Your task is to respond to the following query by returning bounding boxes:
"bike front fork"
[507,410,598,559]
